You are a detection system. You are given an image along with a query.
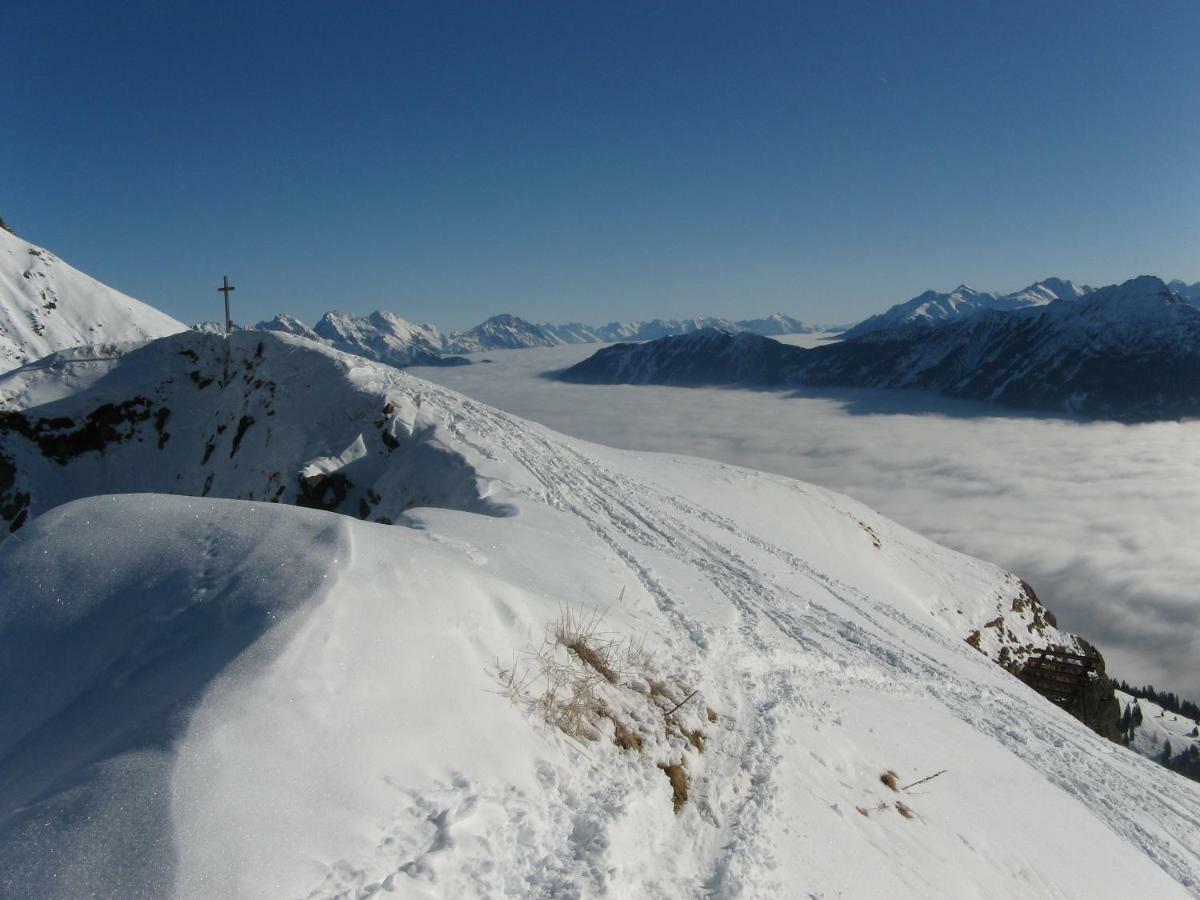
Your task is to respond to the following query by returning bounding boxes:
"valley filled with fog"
[414,334,1200,698]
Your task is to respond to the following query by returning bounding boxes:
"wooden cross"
[217,275,236,334]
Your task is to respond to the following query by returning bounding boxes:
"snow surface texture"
[0,228,185,374]
[2,332,1200,898]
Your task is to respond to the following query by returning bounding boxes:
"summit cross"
[217,275,236,335]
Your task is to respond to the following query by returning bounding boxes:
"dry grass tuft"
[647,679,675,704]
[497,645,605,741]
[500,604,706,812]
[706,706,718,723]
[895,801,914,819]
[880,770,899,792]
[611,718,644,752]
[658,761,689,813]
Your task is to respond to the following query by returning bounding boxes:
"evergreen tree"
[1118,703,1132,732]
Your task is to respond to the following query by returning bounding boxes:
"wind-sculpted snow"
[0,496,350,898]
[3,331,1200,897]
[562,277,1200,420]
[0,228,185,374]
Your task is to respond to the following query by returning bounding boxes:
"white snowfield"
[1,332,1199,899]
[0,228,186,374]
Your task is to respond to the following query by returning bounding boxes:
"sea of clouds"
[413,337,1200,699]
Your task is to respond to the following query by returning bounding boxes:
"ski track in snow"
[378,381,1200,897]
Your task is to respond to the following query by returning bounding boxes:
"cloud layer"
[414,341,1200,699]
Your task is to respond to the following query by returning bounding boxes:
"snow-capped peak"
[444,313,558,353]
[312,309,455,367]
[257,313,320,341]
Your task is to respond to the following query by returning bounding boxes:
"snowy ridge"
[843,278,1091,341]
[563,276,1200,420]
[0,228,185,375]
[2,331,1199,896]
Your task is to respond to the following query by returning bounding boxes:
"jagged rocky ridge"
[562,276,1200,421]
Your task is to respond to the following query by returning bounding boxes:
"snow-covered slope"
[445,313,558,352]
[0,228,185,374]
[1116,691,1200,778]
[564,277,1200,420]
[2,331,1200,897]
[844,278,1091,341]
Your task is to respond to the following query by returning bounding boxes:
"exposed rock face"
[1074,639,1123,743]
[965,577,1120,743]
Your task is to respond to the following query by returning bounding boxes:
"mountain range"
[561,276,1200,421]
[842,278,1093,341]
[538,313,821,344]
[194,311,824,367]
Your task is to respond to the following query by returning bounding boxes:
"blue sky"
[7,0,1200,330]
